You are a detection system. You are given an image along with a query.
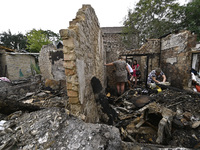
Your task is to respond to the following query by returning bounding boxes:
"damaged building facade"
[60,5,106,123]
[60,5,200,122]
[0,45,38,80]
[38,43,66,91]
[39,43,65,81]
[116,31,198,90]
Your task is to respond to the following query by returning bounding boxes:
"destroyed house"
[0,45,39,80]
[38,43,65,81]
[119,30,200,90]
[101,27,200,91]
[1,4,200,150]
[60,5,200,122]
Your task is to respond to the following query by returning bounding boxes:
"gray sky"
[0,0,189,34]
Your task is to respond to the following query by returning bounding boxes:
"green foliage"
[123,0,185,47]
[26,29,51,52]
[43,30,61,41]
[182,0,200,40]
[30,63,40,75]
[122,11,140,49]
[26,29,61,52]
[0,30,27,50]
[0,29,60,52]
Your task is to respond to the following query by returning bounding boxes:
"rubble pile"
[0,108,122,150]
[108,87,200,149]
[0,78,200,149]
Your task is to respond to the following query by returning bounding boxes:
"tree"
[182,0,200,40]
[0,30,27,50]
[123,0,184,47]
[26,29,51,52]
[43,30,60,42]
[26,29,61,52]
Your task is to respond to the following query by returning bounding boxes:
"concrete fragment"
[191,121,200,128]
[25,92,35,97]
[37,92,47,97]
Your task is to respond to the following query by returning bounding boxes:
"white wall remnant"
[166,57,177,65]
[161,31,188,53]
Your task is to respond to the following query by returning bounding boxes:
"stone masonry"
[102,27,160,92]
[60,5,106,123]
[0,52,37,80]
[120,30,197,89]
[119,39,161,87]
[39,44,65,81]
[160,30,197,89]
[101,27,127,92]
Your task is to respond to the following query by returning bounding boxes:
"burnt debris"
[0,77,200,149]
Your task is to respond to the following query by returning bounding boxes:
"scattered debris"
[0,78,200,149]
[0,77,10,82]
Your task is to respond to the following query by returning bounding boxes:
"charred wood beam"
[120,127,136,143]
[0,99,41,115]
[135,118,145,129]
[114,90,131,103]
[166,99,187,108]
[118,113,137,120]
[157,83,200,98]
[115,107,130,114]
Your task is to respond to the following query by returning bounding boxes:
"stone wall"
[0,53,37,80]
[119,39,161,86]
[39,44,65,81]
[160,30,197,89]
[0,52,6,77]
[119,30,197,89]
[60,5,106,123]
[102,27,127,92]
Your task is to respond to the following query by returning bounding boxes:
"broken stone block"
[36,92,47,97]
[25,92,35,97]
[22,99,34,104]
[191,121,200,128]
[0,120,6,131]
[136,102,175,144]
[183,111,192,121]
[45,79,60,90]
